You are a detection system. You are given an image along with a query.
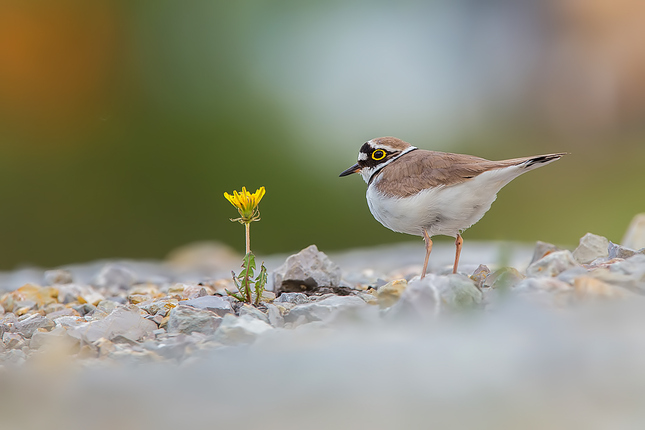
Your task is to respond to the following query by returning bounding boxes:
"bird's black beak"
[339,163,361,177]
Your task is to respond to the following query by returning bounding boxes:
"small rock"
[265,303,284,328]
[471,265,491,288]
[14,313,54,338]
[285,295,366,323]
[275,292,310,305]
[67,305,157,343]
[273,245,341,294]
[5,284,58,310]
[530,241,563,265]
[43,269,73,285]
[166,305,222,335]
[137,298,178,317]
[97,300,120,314]
[387,274,482,321]
[169,283,210,300]
[72,303,97,317]
[377,279,408,309]
[622,213,645,250]
[572,233,609,264]
[94,264,137,289]
[607,242,640,260]
[29,327,73,350]
[483,268,524,289]
[2,332,26,349]
[214,314,273,345]
[239,304,270,324]
[526,250,579,278]
[181,296,233,317]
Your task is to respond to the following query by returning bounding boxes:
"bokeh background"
[0,0,644,270]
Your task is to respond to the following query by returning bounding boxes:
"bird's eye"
[372,149,386,161]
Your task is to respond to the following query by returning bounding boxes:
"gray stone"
[29,327,71,350]
[97,299,120,314]
[2,332,26,350]
[607,242,642,260]
[285,295,366,323]
[213,314,273,345]
[43,269,73,285]
[239,304,270,324]
[181,295,233,317]
[622,213,645,250]
[387,274,482,321]
[275,292,311,305]
[483,268,524,289]
[14,313,54,338]
[265,303,284,328]
[530,241,563,265]
[572,233,609,264]
[137,298,178,317]
[67,305,157,343]
[273,245,341,294]
[166,305,222,335]
[377,279,408,308]
[471,265,491,288]
[94,264,137,289]
[526,250,579,278]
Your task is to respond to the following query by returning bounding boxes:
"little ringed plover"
[339,136,565,278]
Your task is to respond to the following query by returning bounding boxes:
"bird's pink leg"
[453,234,463,274]
[422,228,433,279]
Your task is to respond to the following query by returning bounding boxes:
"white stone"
[572,233,609,264]
[214,314,273,345]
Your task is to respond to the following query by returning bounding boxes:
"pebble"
[572,233,609,264]
[238,304,270,324]
[483,267,524,289]
[525,250,579,278]
[275,292,310,305]
[166,305,222,335]
[214,314,273,345]
[529,241,563,265]
[285,295,366,323]
[377,279,408,308]
[66,305,157,343]
[273,245,342,294]
[181,295,233,317]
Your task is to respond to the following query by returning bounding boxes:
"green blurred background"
[0,1,644,270]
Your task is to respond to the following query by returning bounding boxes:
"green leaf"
[225,289,245,302]
[253,263,268,305]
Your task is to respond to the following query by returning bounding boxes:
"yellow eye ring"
[372,150,386,161]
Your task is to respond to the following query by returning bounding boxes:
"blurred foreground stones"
[1,215,645,429]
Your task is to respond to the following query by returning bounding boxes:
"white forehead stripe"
[358,152,368,160]
[367,140,405,153]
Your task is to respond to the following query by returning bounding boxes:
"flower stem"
[245,222,251,254]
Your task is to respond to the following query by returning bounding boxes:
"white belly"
[366,167,522,238]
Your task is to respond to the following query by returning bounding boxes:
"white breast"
[366,166,528,238]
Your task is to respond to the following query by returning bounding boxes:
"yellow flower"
[224,186,265,223]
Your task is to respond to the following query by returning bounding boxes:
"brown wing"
[374,150,564,198]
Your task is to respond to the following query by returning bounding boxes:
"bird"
[339,136,565,278]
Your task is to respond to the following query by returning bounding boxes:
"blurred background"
[0,0,643,270]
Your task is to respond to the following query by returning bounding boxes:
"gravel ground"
[1,217,645,430]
